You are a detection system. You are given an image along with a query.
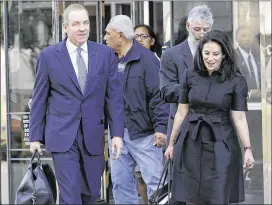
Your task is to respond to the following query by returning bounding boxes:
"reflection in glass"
[244,111,263,204]
[235,2,264,204]
[1,1,7,162]
[235,2,262,103]
[151,2,164,48]
[235,25,262,102]
[116,3,131,17]
[7,1,53,113]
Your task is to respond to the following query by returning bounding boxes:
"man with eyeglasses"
[160,5,214,204]
[104,15,169,204]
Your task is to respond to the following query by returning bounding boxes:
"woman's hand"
[164,144,174,160]
[243,149,255,169]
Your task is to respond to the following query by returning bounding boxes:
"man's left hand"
[154,132,167,147]
[111,136,123,160]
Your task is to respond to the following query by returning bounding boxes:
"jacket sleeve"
[160,51,182,103]
[145,57,169,135]
[29,51,49,143]
[105,48,125,138]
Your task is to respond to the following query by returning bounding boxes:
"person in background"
[134,24,162,59]
[165,30,255,204]
[104,15,169,204]
[134,24,163,204]
[235,25,261,101]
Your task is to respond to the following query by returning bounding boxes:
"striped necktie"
[76,48,88,93]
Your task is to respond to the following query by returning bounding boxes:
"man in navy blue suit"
[29,4,124,204]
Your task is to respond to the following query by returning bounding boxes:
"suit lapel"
[181,40,193,69]
[84,41,99,95]
[56,40,82,93]
[236,49,250,77]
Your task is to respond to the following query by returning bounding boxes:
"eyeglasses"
[135,34,151,40]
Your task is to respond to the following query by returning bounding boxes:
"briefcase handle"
[29,150,41,166]
[154,159,172,198]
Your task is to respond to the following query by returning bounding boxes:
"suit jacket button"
[77,116,81,120]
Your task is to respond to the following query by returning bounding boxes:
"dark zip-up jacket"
[123,40,169,140]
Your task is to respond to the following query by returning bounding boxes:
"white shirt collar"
[187,36,198,56]
[66,39,88,54]
[238,46,253,60]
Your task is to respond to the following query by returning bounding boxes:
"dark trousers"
[52,124,105,204]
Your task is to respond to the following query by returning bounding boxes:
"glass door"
[4,1,54,202]
[233,1,271,203]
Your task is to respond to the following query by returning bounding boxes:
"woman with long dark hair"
[165,30,255,204]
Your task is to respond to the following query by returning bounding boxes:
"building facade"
[0,1,271,204]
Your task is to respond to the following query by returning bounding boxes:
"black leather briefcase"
[15,151,57,204]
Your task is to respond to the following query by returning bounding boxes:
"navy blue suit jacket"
[29,39,124,155]
[160,40,193,141]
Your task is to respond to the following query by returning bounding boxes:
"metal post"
[0,2,3,202]
[143,1,149,25]
[169,1,174,48]
[3,0,11,203]
[52,0,60,43]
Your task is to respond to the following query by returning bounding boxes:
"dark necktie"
[76,48,88,93]
[247,55,257,89]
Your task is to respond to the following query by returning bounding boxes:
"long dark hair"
[134,24,162,58]
[194,30,239,81]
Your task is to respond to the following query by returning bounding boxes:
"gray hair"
[187,5,214,26]
[63,4,89,24]
[107,15,135,40]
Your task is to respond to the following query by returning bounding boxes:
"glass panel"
[6,1,54,203]
[7,1,53,113]
[0,1,7,162]
[150,2,164,49]
[243,111,263,203]
[259,1,272,204]
[59,1,97,42]
[173,2,233,46]
[162,2,171,49]
[116,3,131,17]
[235,2,264,203]
[1,2,8,204]
[8,113,52,153]
[235,2,261,103]
[1,1,9,203]
[104,3,111,28]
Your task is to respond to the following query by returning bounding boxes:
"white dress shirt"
[187,36,198,57]
[153,52,160,60]
[66,39,88,78]
[238,46,260,89]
